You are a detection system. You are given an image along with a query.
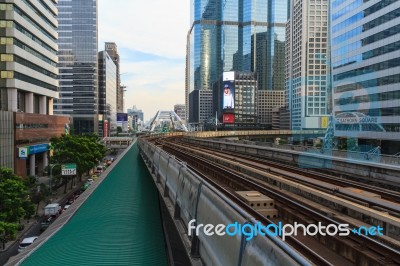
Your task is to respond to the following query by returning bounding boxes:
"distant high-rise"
[105,42,122,113]
[285,0,330,130]
[98,50,117,137]
[54,0,98,135]
[174,104,186,122]
[331,0,400,153]
[187,0,288,123]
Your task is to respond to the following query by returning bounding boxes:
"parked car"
[95,165,105,174]
[63,204,71,211]
[18,236,38,252]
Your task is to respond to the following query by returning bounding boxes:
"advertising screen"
[223,113,235,124]
[116,113,128,122]
[222,81,235,109]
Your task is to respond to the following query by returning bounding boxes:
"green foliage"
[0,168,34,242]
[30,183,49,216]
[50,134,107,178]
[0,221,18,245]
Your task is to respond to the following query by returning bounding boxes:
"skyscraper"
[285,0,330,130]
[331,0,400,153]
[105,42,122,113]
[98,50,117,137]
[54,0,98,135]
[187,0,288,123]
[0,1,70,177]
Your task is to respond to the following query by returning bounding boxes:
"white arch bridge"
[144,110,188,132]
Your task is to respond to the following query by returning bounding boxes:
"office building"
[54,0,98,134]
[127,106,144,131]
[331,0,400,153]
[189,90,213,127]
[285,0,330,130]
[272,106,290,130]
[174,104,186,122]
[258,90,286,127]
[187,0,288,123]
[98,50,117,137]
[0,1,69,177]
[105,42,123,113]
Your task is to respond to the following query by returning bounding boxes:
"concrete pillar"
[48,98,53,115]
[42,151,48,172]
[25,92,34,113]
[39,96,47,114]
[7,88,17,112]
[29,154,35,177]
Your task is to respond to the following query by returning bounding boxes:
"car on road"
[40,216,54,231]
[63,204,71,211]
[95,165,105,174]
[18,236,38,252]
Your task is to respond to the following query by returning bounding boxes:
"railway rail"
[168,137,400,213]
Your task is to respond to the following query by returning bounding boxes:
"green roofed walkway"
[20,143,168,266]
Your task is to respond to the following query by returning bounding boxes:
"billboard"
[116,113,128,122]
[223,71,235,81]
[223,113,235,124]
[222,81,235,109]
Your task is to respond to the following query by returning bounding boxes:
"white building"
[285,0,330,130]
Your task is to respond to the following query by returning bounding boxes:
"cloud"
[99,0,189,118]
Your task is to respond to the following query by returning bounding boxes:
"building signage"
[19,147,28,158]
[320,116,329,128]
[18,144,49,158]
[222,81,235,109]
[223,113,235,124]
[104,120,109,137]
[29,144,49,154]
[116,113,128,122]
[336,117,378,124]
[62,163,77,176]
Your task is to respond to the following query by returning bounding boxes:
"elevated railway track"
[144,135,400,265]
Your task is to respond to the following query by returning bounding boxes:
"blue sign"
[116,113,128,122]
[29,144,49,154]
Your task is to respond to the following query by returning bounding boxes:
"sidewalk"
[0,178,85,253]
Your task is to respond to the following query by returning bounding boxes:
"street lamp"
[49,164,59,195]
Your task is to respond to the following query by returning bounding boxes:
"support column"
[7,88,17,112]
[48,98,53,115]
[25,92,34,113]
[29,154,36,177]
[42,151,48,172]
[39,96,47,114]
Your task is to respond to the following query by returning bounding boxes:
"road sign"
[62,163,77,176]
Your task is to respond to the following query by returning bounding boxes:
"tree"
[117,126,122,135]
[0,168,34,247]
[30,183,50,216]
[50,134,107,193]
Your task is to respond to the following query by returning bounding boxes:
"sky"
[98,0,190,121]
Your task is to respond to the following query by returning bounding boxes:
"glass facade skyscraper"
[98,50,117,137]
[54,0,98,135]
[331,0,400,152]
[188,0,288,94]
